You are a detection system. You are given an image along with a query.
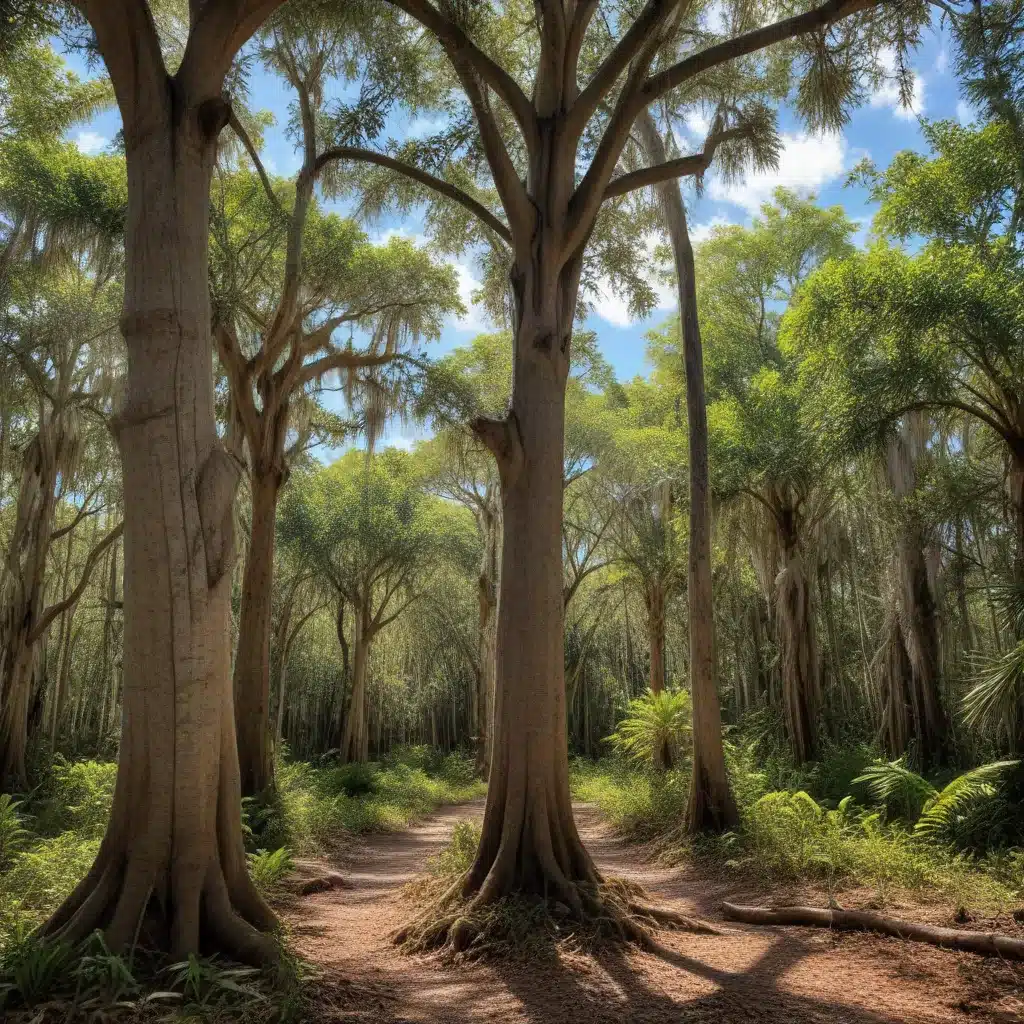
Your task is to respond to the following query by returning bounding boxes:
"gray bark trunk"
[637,111,737,829]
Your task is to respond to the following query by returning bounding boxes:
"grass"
[0,745,485,955]
[570,753,1024,914]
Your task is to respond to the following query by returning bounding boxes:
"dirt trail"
[286,801,1022,1024]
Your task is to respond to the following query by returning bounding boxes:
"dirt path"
[286,802,1023,1024]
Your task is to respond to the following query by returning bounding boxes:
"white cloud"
[75,131,107,155]
[689,215,734,244]
[589,231,677,328]
[935,49,948,74]
[869,48,925,120]
[957,100,978,125]
[452,260,492,332]
[708,132,846,213]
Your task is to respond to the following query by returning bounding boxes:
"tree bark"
[475,498,500,776]
[234,468,282,796]
[637,111,737,830]
[876,419,946,764]
[41,77,275,963]
[464,301,602,912]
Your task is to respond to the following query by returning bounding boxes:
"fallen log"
[721,902,1024,960]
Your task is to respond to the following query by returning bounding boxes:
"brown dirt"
[285,801,1024,1024]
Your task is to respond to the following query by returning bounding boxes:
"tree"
[339,0,924,937]
[281,449,469,763]
[694,192,854,764]
[0,258,124,787]
[40,0,294,965]
[789,121,1024,588]
[212,9,460,795]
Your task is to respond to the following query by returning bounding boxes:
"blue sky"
[63,14,976,449]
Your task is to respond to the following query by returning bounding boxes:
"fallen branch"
[721,902,1024,960]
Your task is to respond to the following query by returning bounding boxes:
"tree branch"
[178,0,290,101]
[384,0,537,150]
[602,126,746,199]
[314,147,512,243]
[51,486,105,542]
[82,0,166,124]
[568,0,678,139]
[31,523,123,643]
[295,349,405,390]
[229,110,284,217]
[642,0,878,106]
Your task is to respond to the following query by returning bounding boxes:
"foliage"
[607,690,691,768]
[571,756,1022,911]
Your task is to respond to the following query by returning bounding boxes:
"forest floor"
[283,800,1024,1024]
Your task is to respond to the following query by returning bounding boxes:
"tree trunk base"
[395,875,718,959]
[721,903,1024,960]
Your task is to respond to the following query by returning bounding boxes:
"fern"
[608,689,691,768]
[915,761,1019,839]
[0,795,28,870]
[852,757,937,822]
[247,847,294,895]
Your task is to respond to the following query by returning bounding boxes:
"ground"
[284,800,1024,1023]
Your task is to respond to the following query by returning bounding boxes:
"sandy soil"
[285,801,1024,1024]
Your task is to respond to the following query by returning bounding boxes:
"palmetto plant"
[608,689,692,770]
[963,584,1024,749]
[853,757,1019,838]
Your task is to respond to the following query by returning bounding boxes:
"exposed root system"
[394,873,718,959]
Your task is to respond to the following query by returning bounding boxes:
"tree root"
[394,873,717,960]
[721,902,1024,960]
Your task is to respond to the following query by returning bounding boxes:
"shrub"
[608,690,691,768]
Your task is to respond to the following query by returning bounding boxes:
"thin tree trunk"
[476,500,500,776]
[340,604,372,764]
[646,582,666,695]
[234,468,281,796]
[637,111,737,830]
[41,86,275,963]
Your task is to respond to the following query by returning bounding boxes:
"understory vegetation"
[0,748,482,953]
[572,733,1024,912]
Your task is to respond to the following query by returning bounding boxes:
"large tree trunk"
[1011,445,1024,592]
[463,302,601,912]
[637,112,737,830]
[41,92,275,963]
[234,468,281,796]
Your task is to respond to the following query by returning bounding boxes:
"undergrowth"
[570,747,1024,914]
[0,746,484,956]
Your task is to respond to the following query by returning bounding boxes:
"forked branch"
[30,522,124,643]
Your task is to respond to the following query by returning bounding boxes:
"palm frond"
[915,760,1019,838]
[852,757,936,822]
